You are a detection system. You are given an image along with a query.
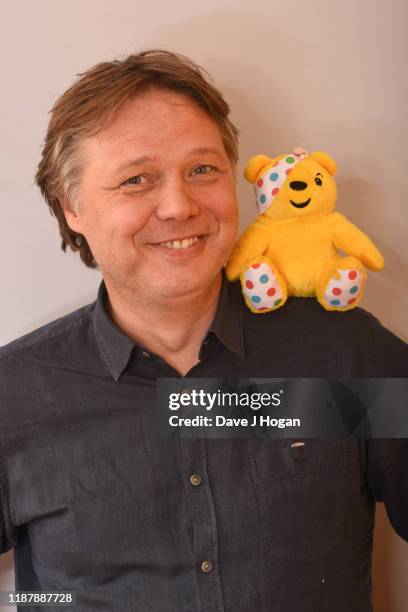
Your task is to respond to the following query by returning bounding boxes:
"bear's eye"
[315,176,323,186]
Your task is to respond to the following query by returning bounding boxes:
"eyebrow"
[111,147,224,176]
[188,147,225,157]
[112,156,156,176]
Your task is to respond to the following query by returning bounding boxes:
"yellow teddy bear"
[226,148,384,313]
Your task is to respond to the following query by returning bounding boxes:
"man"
[0,50,407,612]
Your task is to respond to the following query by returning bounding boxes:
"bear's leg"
[240,256,287,313]
[316,256,367,311]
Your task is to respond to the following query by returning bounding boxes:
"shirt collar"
[93,269,245,382]
[209,270,245,359]
[93,281,136,382]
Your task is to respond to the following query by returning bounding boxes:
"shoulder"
[0,301,100,434]
[243,294,377,334]
[241,295,408,376]
[0,302,95,366]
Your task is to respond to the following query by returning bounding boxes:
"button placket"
[179,438,225,611]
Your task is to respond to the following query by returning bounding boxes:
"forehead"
[85,88,225,160]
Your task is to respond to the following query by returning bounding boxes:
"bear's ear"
[244,155,273,183]
[310,151,336,176]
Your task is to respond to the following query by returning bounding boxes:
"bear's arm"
[226,222,271,281]
[330,212,385,271]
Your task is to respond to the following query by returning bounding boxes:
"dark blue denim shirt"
[1,272,407,612]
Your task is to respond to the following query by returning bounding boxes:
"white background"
[0,1,407,609]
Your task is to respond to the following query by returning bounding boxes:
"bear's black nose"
[289,181,308,191]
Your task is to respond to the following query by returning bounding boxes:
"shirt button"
[141,351,151,359]
[190,473,202,486]
[200,560,213,573]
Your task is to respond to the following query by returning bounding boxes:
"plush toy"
[226,148,384,313]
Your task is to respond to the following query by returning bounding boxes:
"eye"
[125,175,146,185]
[192,164,216,176]
[315,176,323,186]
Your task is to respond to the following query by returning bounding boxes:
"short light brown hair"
[35,49,239,268]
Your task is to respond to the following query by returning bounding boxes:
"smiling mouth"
[151,235,205,250]
[290,198,311,208]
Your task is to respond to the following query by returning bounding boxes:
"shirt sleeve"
[367,439,408,542]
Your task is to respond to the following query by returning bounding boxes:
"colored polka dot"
[285,168,292,175]
[245,280,254,289]
[273,160,279,167]
[251,263,261,269]
[349,286,359,294]
[257,307,268,311]
[251,295,261,303]
[274,299,282,306]
[272,188,279,196]
[269,172,279,181]
[267,287,276,296]
[348,298,356,305]
[260,274,269,283]
[257,178,263,187]
[332,287,342,296]
[331,299,341,306]
[260,194,266,204]
[285,156,295,164]
[348,270,357,280]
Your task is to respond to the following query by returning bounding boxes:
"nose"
[289,181,308,191]
[155,177,199,222]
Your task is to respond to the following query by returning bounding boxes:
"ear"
[310,151,336,176]
[244,155,273,183]
[60,196,84,234]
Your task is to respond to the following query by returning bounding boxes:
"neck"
[103,273,222,376]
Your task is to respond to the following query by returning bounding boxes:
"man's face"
[64,88,239,301]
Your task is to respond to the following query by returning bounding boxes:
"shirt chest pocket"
[249,439,349,564]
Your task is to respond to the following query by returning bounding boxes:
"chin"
[147,267,221,300]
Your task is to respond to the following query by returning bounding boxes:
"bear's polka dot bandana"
[254,147,309,213]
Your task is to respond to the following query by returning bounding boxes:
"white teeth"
[160,236,200,249]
